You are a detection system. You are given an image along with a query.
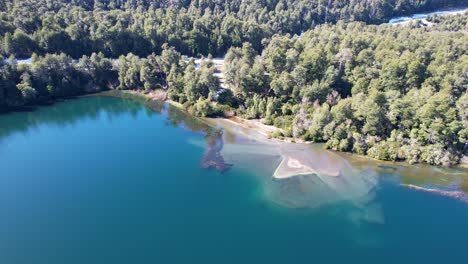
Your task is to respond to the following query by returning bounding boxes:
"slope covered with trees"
[0,45,220,115]
[0,0,466,58]
[0,1,466,166]
[219,21,467,166]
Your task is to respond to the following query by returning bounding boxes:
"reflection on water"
[2,95,468,264]
[101,91,234,171]
[3,94,466,217]
[0,96,149,140]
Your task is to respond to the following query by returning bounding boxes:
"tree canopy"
[0,1,467,166]
[0,0,465,58]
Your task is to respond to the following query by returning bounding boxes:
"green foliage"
[216,89,237,108]
[0,0,466,166]
[190,98,215,117]
[222,20,467,166]
[3,0,463,58]
[16,72,36,104]
[224,43,268,96]
[180,59,220,104]
[118,53,142,90]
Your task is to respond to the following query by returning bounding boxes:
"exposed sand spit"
[273,157,317,178]
[273,145,343,179]
[208,117,348,180]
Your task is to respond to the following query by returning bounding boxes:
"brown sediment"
[98,90,232,173]
[201,128,232,172]
[401,184,468,203]
[97,91,467,189]
[96,90,385,208]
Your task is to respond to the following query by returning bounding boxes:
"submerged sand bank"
[204,116,349,179]
[208,117,346,179]
[90,91,465,209]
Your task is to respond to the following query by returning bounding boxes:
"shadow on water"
[1,93,466,217]
[0,91,232,176]
[0,96,146,140]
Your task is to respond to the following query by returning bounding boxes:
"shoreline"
[207,116,344,179]
[95,89,468,173]
[7,89,467,201]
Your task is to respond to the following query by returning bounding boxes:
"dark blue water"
[0,96,467,264]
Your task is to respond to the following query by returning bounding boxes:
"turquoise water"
[0,96,467,264]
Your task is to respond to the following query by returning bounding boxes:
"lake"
[0,96,467,264]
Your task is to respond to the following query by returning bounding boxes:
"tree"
[140,54,165,91]
[183,63,201,103]
[191,98,215,117]
[3,32,12,55]
[16,72,37,104]
[118,53,142,90]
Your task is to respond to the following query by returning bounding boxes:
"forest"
[0,0,467,166]
[0,0,466,57]
[219,19,467,166]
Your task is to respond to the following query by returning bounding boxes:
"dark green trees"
[222,20,467,166]
[182,59,219,104]
[0,0,466,166]
[1,0,466,59]
[225,43,268,97]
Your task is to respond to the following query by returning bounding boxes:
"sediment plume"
[402,184,468,203]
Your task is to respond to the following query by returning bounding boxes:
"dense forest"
[0,0,466,57]
[0,0,467,166]
[218,20,467,166]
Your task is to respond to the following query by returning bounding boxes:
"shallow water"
[0,96,467,264]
